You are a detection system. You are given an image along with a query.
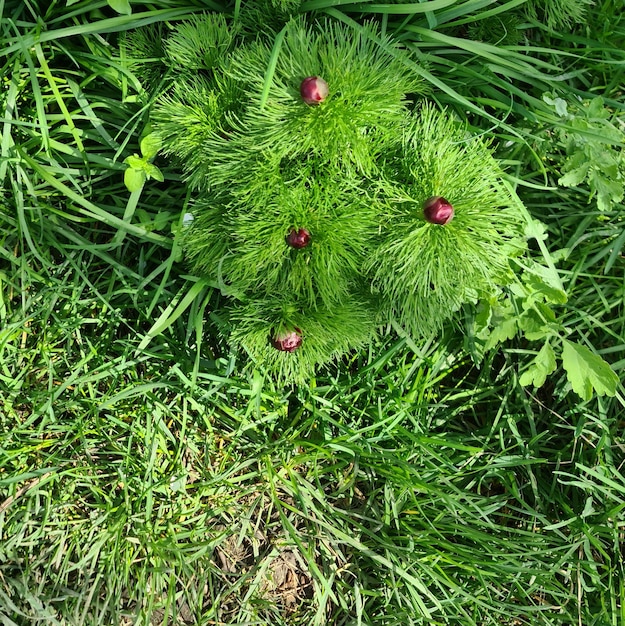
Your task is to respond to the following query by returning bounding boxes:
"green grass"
[1,0,624,624]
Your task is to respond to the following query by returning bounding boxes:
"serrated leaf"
[535,301,558,323]
[144,163,164,182]
[519,341,557,388]
[124,167,145,193]
[473,300,493,338]
[483,305,518,351]
[592,173,623,212]
[140,132,161,160]
[518,308,548,340]
[558,164,588,188]
[465,300,493,363]
[561,339,619,401]
[525,262,567,304]
[564,150,587,169]
[527,277,568,306]
[524,220,548,242]
[597,192,612,213]
[107,0,131,15]
[518,303,559,341]
[592,149,619,173]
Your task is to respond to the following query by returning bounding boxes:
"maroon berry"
[300,76,329,105]
[423,196,454,225]
[286,228,311,249]
[271,328,302,353]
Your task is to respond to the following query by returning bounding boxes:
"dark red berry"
[271,328,302,352]
[300,76,329,105]
[423,196,454,225]
[286,228,311,249]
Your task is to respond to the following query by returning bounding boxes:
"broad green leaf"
[473,300,493,339]
[484,304,518,350]
[592,148,619,173]
[587,96,607,119]
[124,167,145,193]
[140,132,162,160]
[465,299,494,363]
[543,94,568,118]
[564,150,587,170]
[534,301,557,324]
[518,308,547,340]
[592,173,623,212]
[107,0,132,15]
[124,154,144,169]
[558,164,588,187]
[525,262,567,304]
[524,219,548,242]
[561,339,619,401]
[144,163,164,182]
[519,341,557,388]
[518,304,558,341]
[528,279,567,306]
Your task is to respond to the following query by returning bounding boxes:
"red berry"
[300,76,329,105]
[423,196,454,225]
[286,228,311,249]
[271,329,302,352]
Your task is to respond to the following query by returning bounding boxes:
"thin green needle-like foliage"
[146,11,532,381]
[369,105,526,337]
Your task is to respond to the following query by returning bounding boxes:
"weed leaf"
[124,167,146,192]
[144,163,164,182]
[561,339,619,400]
[519,341,557,388]
[140,132,162,160]
[558,164,588,187]
[125,155,144,169]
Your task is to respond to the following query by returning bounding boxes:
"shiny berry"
[300,76,329,105]
[286,228,311,249]
[423,196,454,225]
[271,329,302,352]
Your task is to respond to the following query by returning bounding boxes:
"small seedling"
[123,132,164,193]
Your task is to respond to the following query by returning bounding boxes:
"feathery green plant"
[144,12,530,382]
[369,105,526,337]
[164,12,237,70]
[185,162,377,309]
[149,16,426,185]
[223,18,425,175]
[524,0,595,30]
[230,296,376,382]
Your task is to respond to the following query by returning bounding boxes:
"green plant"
[542,94,624,212]
[2,1,625,625]
[123,132,164,192]
[138,12,534,383]
[524,0,595,30]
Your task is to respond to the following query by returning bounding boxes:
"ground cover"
[0,1,623,624]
